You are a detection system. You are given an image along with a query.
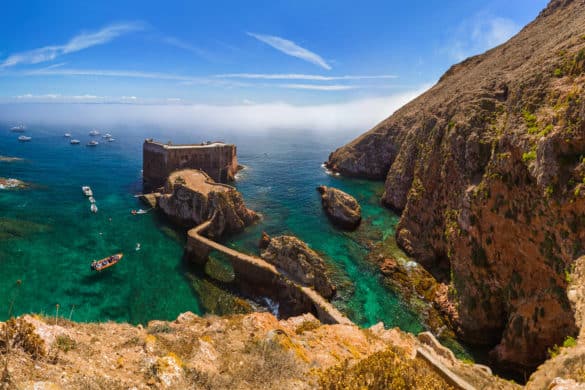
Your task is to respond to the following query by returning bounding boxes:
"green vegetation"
[548,335,578,358]
[522,150,537,163]
[0,317,46,359]
[316,346,453,390]
[554,68,564,77]
[523,110,539,134]
[545,185,554,198]
[54,334,76,352]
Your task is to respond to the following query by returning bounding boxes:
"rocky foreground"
[0,311,517,390]
[327,0,585,373]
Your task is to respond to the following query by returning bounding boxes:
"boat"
[18,135,31,142]
[135,243,141,251]
[87,140,99,147]
[107,138,115,142]
[82,186,93,197]
[90,253,123,271]
[102,133,112,139]
[89,130,100,136]
[89,196,96,203]
[64,133,71,137]
[10,124,26,132]
[70,139,80,145]
[90,203,98,213]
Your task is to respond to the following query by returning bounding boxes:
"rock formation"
[327,0,585,373]
[316,186,361,230]
[0,312,516,389]
[260,233,336,299]
[0,178,27,190]
[156,169,259,238]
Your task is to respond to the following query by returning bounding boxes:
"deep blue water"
[0,124,423,333]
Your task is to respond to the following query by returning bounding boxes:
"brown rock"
[317,185,361,230]
[259,231,271,250]
[157,169,259,238]
[326,0,585,373]
[260,235,336,299]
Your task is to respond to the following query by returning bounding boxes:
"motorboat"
[90,253,123,271]
[64,133,72,137]
[82,186,93,197]
[90,203,98,213]
[87,140,99,147]
[70,139,80,145]
[89,196,96,203]
[18,135,31,142]
[102,133,112,139]
[89,129,100,136]
[107,138,115,142]
[10,124,26,132]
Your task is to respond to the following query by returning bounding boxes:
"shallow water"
[0,125,423,334]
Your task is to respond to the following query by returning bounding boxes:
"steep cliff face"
[157,169,259,238]
[327,0,585,372]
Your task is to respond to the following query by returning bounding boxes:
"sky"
[0,0,549,132]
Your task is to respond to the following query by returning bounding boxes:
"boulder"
[316,186,361,230]
[260,234,335,299]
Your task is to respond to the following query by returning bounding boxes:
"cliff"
[327,0,585,373]
[0,311,516,390]
[156,169,259,238]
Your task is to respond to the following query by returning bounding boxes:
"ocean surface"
[0,124,424,333]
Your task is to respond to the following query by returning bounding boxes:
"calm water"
[0,124,423,333]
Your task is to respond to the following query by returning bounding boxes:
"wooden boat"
[91,253,123,271]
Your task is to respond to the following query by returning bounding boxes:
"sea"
[0,123,424,334]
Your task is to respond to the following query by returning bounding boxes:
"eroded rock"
[317,185,361,230]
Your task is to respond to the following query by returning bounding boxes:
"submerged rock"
[156,169,259,238]
[316,185,361,230]
[259,233,336,299]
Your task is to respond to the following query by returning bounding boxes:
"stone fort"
[143,139,239,190]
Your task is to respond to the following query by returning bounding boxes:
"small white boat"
[107,138,115,142]
[135,243,141,251]
[10,124,26,132]
[89,196,96,203]
[102,133,112,139]
[18,135,31,142]
[64,133,72,137]
[70,139,80,145]
[87,140,99,147]
[82,186,93,197]
[89,130,100,136]
[90,204,98,213]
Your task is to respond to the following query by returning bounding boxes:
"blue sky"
[0,0,549,132]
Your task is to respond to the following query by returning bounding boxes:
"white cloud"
[161,36,217,62]
[445,15,520,61]
[279,84,355,91]
[247,32,331,70]
[214,73,397,81]
[0,87,428,134]
[1,22,143,68]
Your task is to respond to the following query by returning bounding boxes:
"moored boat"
[82,186,93,197]
[90,203,98,213]
[10,124,26,132]
[18,135,31,142]
[64,133,72,137]
[89,196,96,203]
[89,129,100,136]
[90,253,123,271]
[87,140,99,147]
[70,139,80,144]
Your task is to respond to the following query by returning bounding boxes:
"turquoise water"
[0,124,423,333]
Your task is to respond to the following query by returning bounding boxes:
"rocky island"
[317,185,361,230]
[327,0,585,375]
[0,178,28,190]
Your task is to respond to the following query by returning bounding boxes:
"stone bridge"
[186,219,352,325]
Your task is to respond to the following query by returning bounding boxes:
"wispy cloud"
[1,22,144,68]
[161,37,218,62]
[214,73,397,81]
[445,14,519,61]
[247,32,331,70]
[278,84,355,91]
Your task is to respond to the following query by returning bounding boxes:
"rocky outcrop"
[0,312,516,390]
[0,178,28,190]
[156,169,259,238]
[260,234,336,299]
[316,186,361,230]
[327,0,585,373]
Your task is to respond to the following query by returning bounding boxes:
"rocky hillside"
[0,312,515,390]
[327,0,585,373]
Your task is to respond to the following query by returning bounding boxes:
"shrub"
[147,323,174,334]
[316,346,453,390]
[0,317,46,359]
[522,150,537,163]
[554,68,564,77]
[54,334,76,352]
